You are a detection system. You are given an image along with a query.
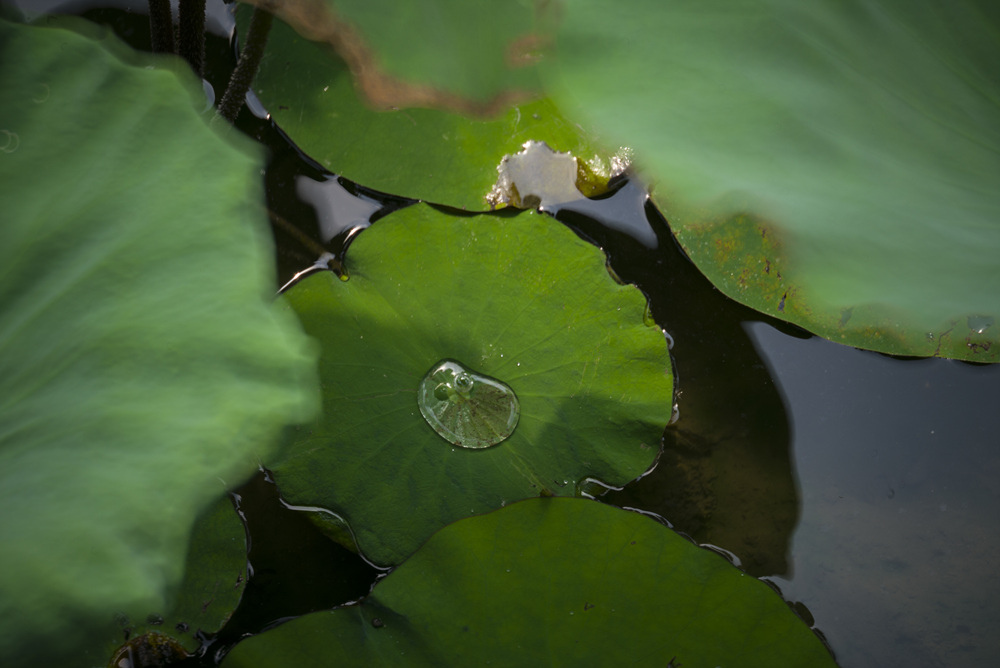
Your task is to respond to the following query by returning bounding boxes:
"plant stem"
[267,209,332,261]
[216,6,273,124]
[178,0,206,77]
[147,0,174,54]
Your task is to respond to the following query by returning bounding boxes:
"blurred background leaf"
[541,0,1000,360]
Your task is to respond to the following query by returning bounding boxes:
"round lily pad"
[222,498,835,667]
[271,203,672,565]
[540,0,1000,361]
[244,11,616,209]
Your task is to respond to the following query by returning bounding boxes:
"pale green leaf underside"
[271,204,672,565]
[0,17,316,664]
[223,498,836,668]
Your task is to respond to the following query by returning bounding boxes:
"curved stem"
[216,6,273,124]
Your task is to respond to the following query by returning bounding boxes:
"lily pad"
[540,0,1000,361]
[222,497,835,667]
[100,493,247,665]
[244,11,616,209]
[0,16,316,664]
[270,203,672,565]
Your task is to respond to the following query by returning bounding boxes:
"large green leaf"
[0,16,316,664]
[541,0,1000,361]
[245,12,616,209]
[271,204,672,565]
[222,498,835,667]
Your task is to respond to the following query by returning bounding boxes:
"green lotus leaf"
[540,0,1000,361]
[99,493,247,665]
[270,203,672,565]
[0,16,316,664]
[241,0,544,109]
[244,11,617,209]
[222,497,835,667]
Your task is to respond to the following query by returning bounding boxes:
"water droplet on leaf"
[417,359,519,449]
[967,315,994,334]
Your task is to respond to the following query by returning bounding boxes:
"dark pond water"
[752,326,1000,667]
[17,1,1000,666]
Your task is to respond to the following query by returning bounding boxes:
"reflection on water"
[558,190,801,578]
[748,322,1000,668]
[296,174,381,244]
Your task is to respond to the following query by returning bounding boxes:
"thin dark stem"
[147,0,175,54]
[216,7,273,124]
[267,210,331,261]
[178,0,206,77]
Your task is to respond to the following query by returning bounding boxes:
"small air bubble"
[1,130,19,154]
[32,83,49,103]
[967,315,994,334]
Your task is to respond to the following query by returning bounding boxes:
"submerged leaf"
[0,16,316,664]
[270,204,673,565]
[541,0,1000,360]
[222,498,836,667]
